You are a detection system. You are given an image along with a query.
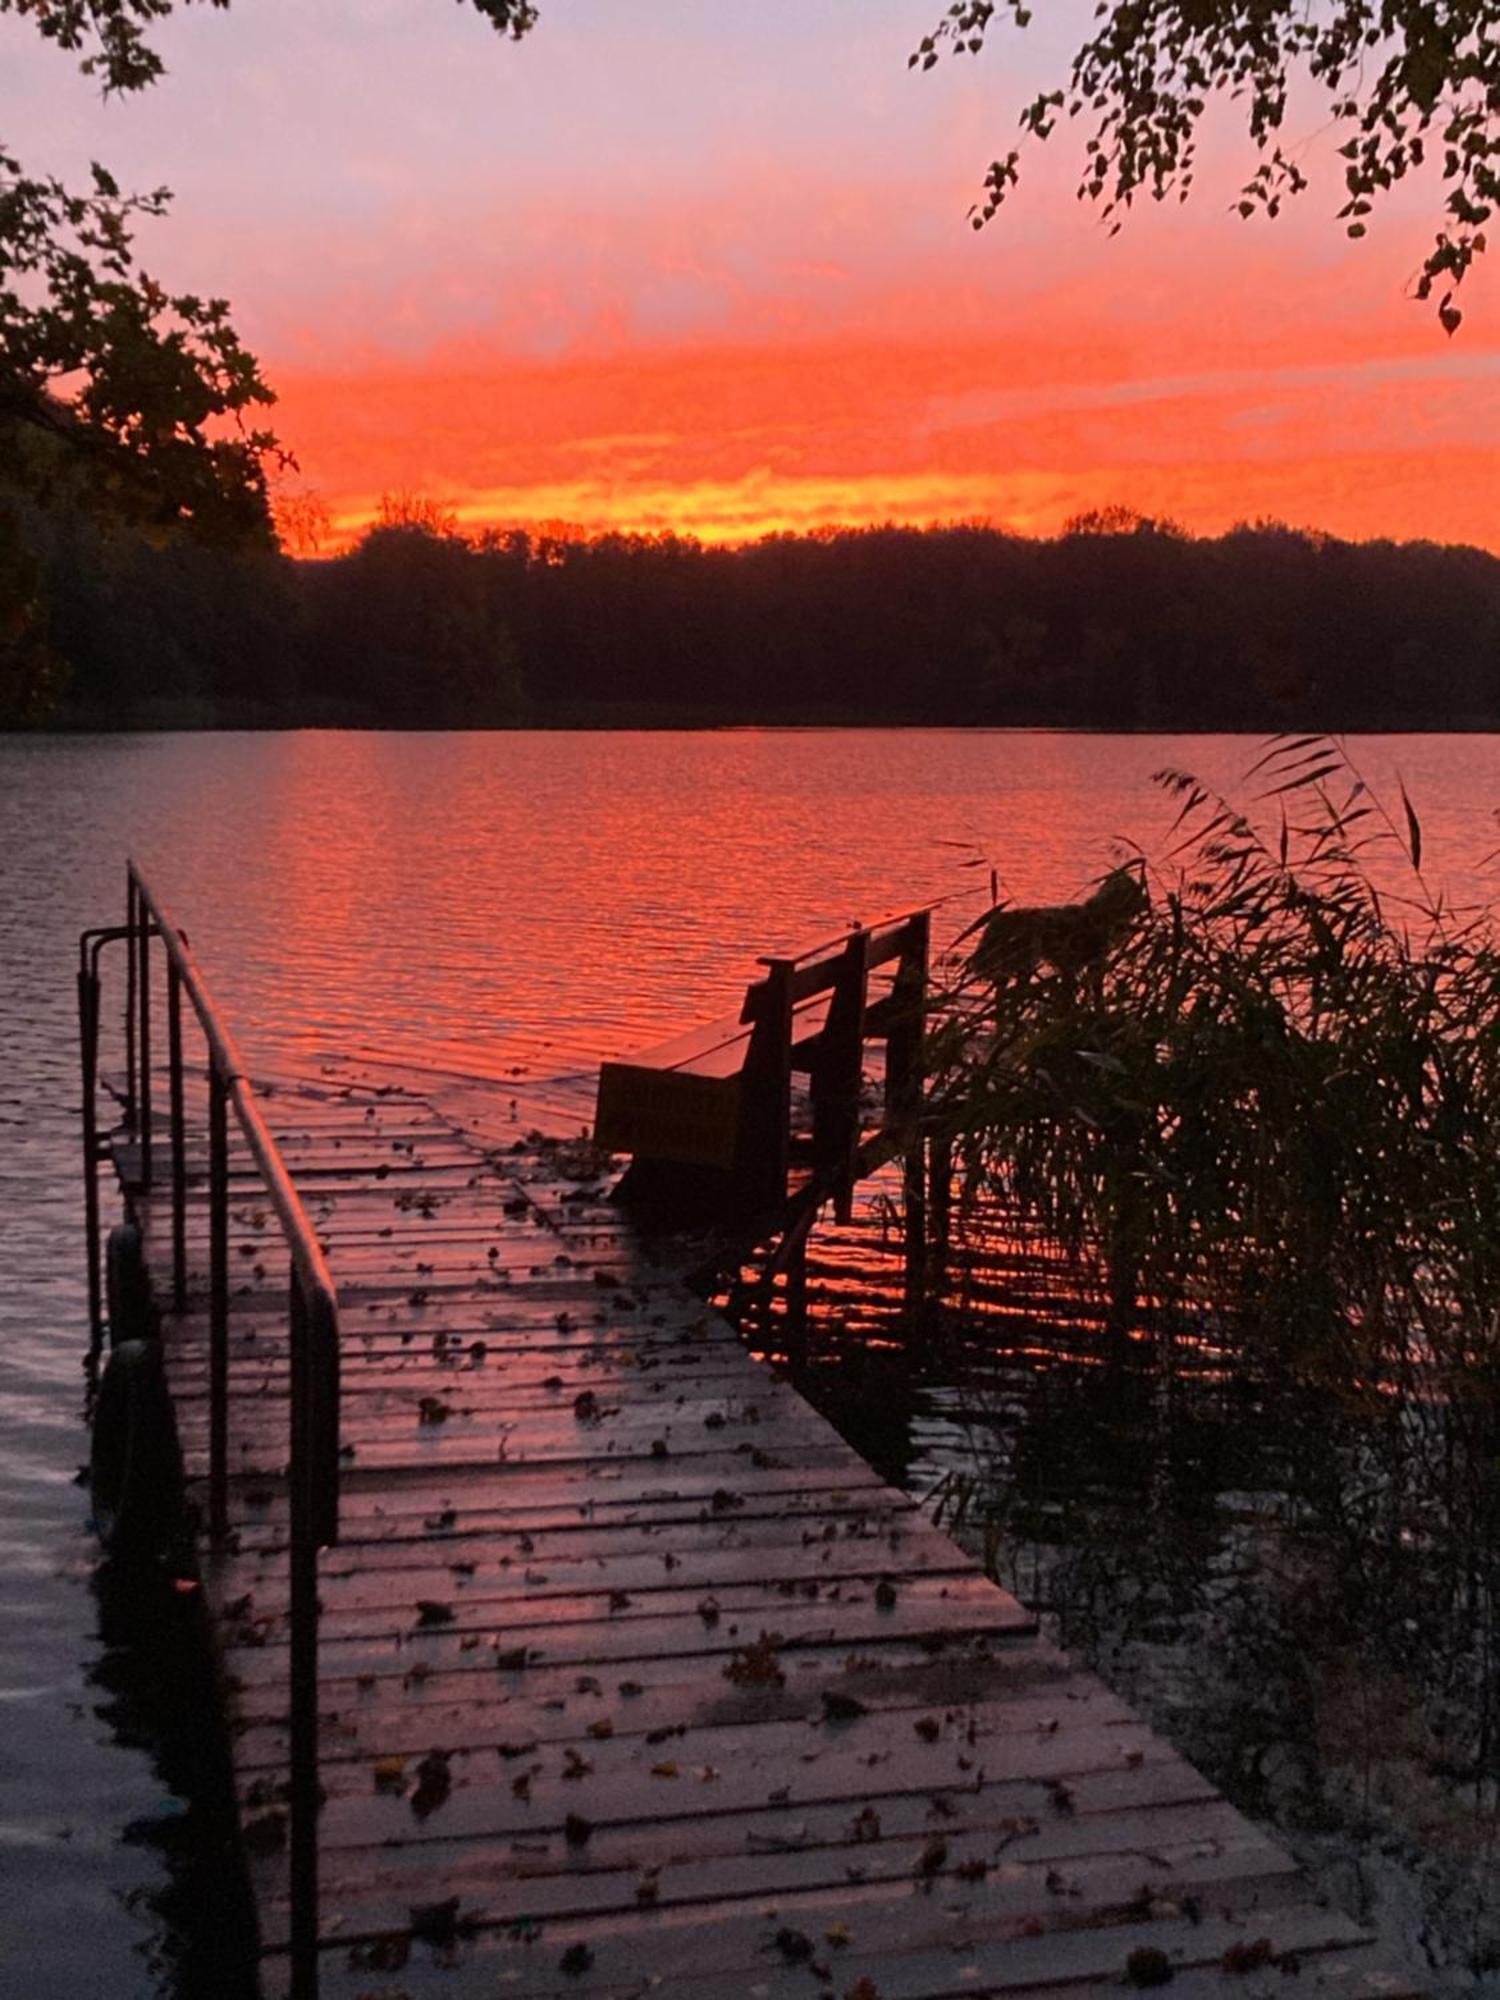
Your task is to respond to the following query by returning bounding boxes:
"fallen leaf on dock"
[410,1750,451,1819]
[348,1930,409,1971]
[1126,1947,1175,1986]
[242,1810,287,1854]
[773,1927,814,1963]
[409,1896,460,1945]
[1221,1939,1275,1974]
[724,1632,785,1687]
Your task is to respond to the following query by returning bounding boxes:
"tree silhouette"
[15,512,1499,732]
[302,508,523,725]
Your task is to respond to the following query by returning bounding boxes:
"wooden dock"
[86,873,1421,2000]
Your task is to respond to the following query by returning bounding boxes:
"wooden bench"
[594,908,931,1216]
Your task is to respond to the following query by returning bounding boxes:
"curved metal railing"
[78,860,340,1999]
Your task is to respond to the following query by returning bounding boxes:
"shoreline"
[9,710,1500,736]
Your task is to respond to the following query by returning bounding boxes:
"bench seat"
[595,991,832,1171]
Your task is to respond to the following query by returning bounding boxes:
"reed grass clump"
[928,737,1500,1826]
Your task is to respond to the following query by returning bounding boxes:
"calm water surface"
[2,728,1495,1996]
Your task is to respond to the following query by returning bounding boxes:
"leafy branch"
[0,150,281,539]
[0,0,539,95]
[0,0,542,539]
[917,0,1498,331]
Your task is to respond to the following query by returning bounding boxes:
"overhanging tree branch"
[0,151,283,538]
[0,0,541,539]
[919,0,1497,331]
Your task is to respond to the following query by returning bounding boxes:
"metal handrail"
[129,864,341,1330]
[78,860,340,2000]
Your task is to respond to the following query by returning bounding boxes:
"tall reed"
[927,737,1500,1820]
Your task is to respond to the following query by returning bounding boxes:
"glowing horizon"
[277,315,1500,555]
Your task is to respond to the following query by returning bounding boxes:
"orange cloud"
[272,305,1500,554]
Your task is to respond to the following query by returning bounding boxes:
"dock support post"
[288,1266,338,2000]
[884,912,931,1304]
[125,873,138,1134]
[735,960,794,1214]
[783,1231,809,1373]
[137,895,153,1190]
[78,958,103,1350]
[288,1264,318,1999]
[208,1062,230,1542]
[168,962,187,1313]
[812,929,869,1226]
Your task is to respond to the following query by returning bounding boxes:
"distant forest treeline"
[7,501,1500,730]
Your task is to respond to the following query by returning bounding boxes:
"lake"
[2,727,1495,1997]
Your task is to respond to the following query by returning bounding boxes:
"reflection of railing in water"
[714,1154,1251,1393]
[78,862,339,2000]
[717,1157,1452,1544]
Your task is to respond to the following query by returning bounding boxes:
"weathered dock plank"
[110,1069,1417,2000]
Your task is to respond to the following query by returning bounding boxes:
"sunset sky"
[10,0,1498,549]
